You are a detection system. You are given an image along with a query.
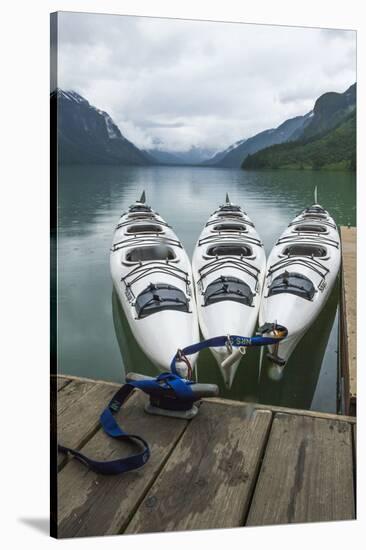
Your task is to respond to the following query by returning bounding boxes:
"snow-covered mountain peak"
[55,88,87,104]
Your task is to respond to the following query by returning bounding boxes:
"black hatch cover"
[204,276,254,306]
[268,271,316,301]
[135,283,189,318]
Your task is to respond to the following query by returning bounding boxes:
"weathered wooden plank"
[57,381,118,470]
[204,397,356,424]
[340,226,356,413]
[125,402,272,534]
[246,413,355,526]
[57,392,189,538]
[57,379,98,416]
[353,424,357,515]
[56,374,121,388]
[57,377,71,391]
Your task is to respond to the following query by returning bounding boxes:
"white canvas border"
[0,0,364,548]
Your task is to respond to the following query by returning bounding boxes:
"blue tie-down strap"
[170,326,288,376]
[57,374,195,475]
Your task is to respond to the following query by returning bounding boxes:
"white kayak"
[110,192,199,375]
[259,202,341,367]
[192,195,266,387]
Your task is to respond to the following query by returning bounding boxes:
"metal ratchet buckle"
[273,324,288,340]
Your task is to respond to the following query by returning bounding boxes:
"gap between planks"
[205,397,356,423]
[57,392,191,538]
[125,403,274,534]
[246,413,355,526]
[54,374,121,388]
[117,410,192,535]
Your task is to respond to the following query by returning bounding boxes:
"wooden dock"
[340,226,356,415]
[54,374,356,538]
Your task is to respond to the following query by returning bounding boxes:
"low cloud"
[57,13,356,152]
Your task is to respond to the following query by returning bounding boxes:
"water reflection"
[257,283,338,410]
[112,290,157,378]
[57,165,355,411]
[110,278,338,411]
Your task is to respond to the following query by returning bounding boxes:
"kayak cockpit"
[125,245,176,263]
[206,243,253,257]
[212,222,248,233]
[126,224,164,234]
[281,243,328,258]
[293,223,328,234]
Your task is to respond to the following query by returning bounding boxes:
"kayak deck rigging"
[205,216,255,228]
[111,234,183,252]
[289,217,336,229]
[116,217,171,230]
[196,256,261,288]
[267,255,329,281]
[121,261,191,301]
[276,234,340,249]
[110,193,199,372]
[198,233,263,247]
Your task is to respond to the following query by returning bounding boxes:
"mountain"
[206,83,356,169]
[204,113,312,168]
[52,89,155,165]
[242,110,356,171]
[290,83,356,141]
[241,83,356,172]
[203,139,247,166]
[147,145,217,165]
[145,149,183,164]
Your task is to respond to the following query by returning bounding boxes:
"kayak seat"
[268,271,316,301]
[204,276,254,307]
[135,283,189,318]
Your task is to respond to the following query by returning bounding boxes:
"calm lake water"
[57,165,356,413]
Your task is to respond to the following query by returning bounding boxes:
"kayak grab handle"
[221,324,288,370]
[170,324,288,376]
[221,346,247,370]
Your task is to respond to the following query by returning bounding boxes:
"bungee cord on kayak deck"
[122,262,191,292]
[192,196,267,387]
[259,201,341,367]
[110,192,199,373]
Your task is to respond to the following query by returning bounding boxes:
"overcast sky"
[57,12,356,153]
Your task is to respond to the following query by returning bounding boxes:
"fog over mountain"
[57,13,356,153]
